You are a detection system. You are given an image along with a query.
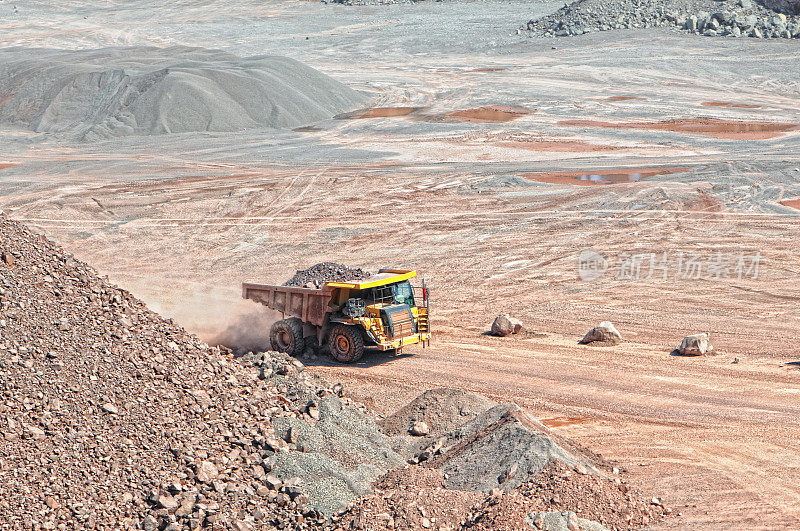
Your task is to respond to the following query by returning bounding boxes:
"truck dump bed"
[242,283,331,327]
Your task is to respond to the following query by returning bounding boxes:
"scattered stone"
[265,475,283,490]
[498,463,519,484]
[409,420,431,436]
[141,516,158,531]
[157,494,179,510]
[525,510,609,531]
[196,460,219,484]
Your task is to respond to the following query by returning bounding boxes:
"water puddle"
[498,139,620,153]
[293,125,322,132]
[335,107,420,119]
[465,67,507,73]
[540,416,595,428]
[523,166,689,185]
[780,198,800,210]
[604,96,646,102]
[701,101,760,109]
[431,105,531,123]
[560,118,798,140]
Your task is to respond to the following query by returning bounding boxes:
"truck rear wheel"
[328,324,364,363]
[270,318,305,357]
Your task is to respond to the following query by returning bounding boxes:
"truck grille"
[381,304,416,339]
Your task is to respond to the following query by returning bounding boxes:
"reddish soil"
[684,190,725,212]
[560,118,799,140]
[336,467,479,530]
[340,462,662,530]
[0,163,17,170]
[0,93,12,110]
[336,107,419,119]
[540,416,596,428]
[604,96,646,102]
[435,105,532,123]
[701,101,760,109]
[497,140,621,153]
[522,166,689,185]
[780,198,800,210]
[463,461,665,530]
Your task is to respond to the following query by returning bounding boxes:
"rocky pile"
[283,262,371,288]
[339,393,666,530]
[0,47,365,140]
[0,215,391,529]
[526,0,800,39]
[419,404,599,493]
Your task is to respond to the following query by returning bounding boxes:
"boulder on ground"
[491,314,524,336]
[678,333,712,356]
[579,321,622,346]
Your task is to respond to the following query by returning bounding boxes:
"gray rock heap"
[526,0,800,39]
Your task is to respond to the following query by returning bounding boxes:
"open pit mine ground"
[3,0,800,528]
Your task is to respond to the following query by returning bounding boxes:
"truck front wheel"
[270,318,305,357]
[328,324,364,363]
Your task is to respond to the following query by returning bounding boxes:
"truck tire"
[328,324,364,363]
[270,318,305,357]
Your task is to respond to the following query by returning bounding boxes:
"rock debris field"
[0,216,666,529]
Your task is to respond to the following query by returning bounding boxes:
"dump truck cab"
[242,269,430,363]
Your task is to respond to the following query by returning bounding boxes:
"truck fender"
[318,314,332,346]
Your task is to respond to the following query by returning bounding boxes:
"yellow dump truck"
[242,269,430,363]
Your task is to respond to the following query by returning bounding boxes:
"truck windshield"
[391,281,414,306]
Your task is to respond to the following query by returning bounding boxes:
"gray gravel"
[270,396,405,515]
[430,404,592,492]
